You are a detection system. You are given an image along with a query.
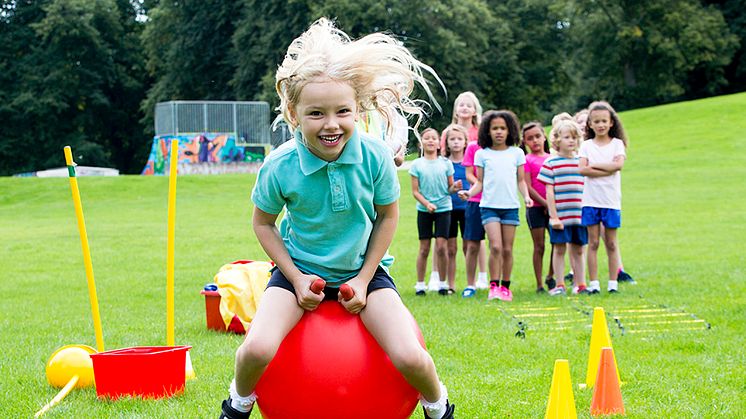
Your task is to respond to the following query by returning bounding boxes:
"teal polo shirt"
[408,156,454,213]
[251,128,400,286]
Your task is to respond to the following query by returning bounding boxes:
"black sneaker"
[564,272,574,282]
[424,401,456,419]
[438,288,449,296]
[219,398,252,419]
[545,277,556,290]
[617,270,636,284]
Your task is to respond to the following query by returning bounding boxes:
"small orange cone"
[585,307,620,388]
[590,347,625,416]
[545,359,577,419]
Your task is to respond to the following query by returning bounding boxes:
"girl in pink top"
[521,121,555,292]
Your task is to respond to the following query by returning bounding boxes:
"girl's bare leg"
[234,288,304,395]
[361,289,442,402]
[416,239,431,282]
[500,224,517,282]
[446,237,458,290]
[603,227,620,282]
[586,224,601,281]
[483,222,503,281]
[529,227,546,288]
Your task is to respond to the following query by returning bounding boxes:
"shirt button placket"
[329,164,345,211]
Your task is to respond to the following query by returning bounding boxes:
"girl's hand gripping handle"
[310,279,326,294]
[311,279,354,301]
[339,284,354,301]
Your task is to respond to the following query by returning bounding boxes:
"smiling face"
[489,117,509,149]
[589,109,613,139]
[523,126,546,154]
[290,78,358,161]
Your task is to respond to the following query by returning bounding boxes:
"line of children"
[413,101,632,302]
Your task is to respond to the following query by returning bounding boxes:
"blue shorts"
[549,225,588,245]
[267,266,398,300]
[582,207,621,228]
[463,201,485,241]
[480,207,520,226]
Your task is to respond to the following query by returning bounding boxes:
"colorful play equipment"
[36,142,193,415]
[254,281,422,419]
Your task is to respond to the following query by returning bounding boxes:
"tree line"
[1,0,743,175]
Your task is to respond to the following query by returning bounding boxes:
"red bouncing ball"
[255,301,425,419]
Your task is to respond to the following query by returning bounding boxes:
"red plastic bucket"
[90,346,191,399]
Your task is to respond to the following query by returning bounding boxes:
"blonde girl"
[220,18,454,419]
[442,124,472,296]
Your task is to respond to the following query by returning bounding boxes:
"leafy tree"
[231,0,312,105]
[568,0,738,109]
[704,0,746,92]
[0,0,148,174]
[141,0,243,135]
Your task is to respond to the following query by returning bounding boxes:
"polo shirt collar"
[295,128,363,175]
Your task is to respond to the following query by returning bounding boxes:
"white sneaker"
[415,281,427,295]
[588,280,601,294]
[475,277,489,290]
[428,272,441,291]
[608,280,619,293]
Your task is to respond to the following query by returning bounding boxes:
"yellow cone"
[545,359,577,419]
[585,307,620,388]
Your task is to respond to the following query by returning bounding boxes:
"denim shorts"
[526,206,549,229]
[463,201,485,241]
[549,225,588,245]
[480,207,520,226]
[267,266,398,301]
[581,207,621,228]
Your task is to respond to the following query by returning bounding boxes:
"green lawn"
[2,93,745,418]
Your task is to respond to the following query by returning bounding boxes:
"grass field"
[2,93,745,418]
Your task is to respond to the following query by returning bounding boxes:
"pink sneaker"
[498,286,513,301]
[488,282,500,300]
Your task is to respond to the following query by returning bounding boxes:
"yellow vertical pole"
[63,146,104,353]
[166,139,178,347]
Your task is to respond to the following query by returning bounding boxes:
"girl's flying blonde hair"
[275,18,443,141]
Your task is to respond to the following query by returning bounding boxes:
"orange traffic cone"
[590,347,625,416]
[584,307,620,388]
[545,359,577,419]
